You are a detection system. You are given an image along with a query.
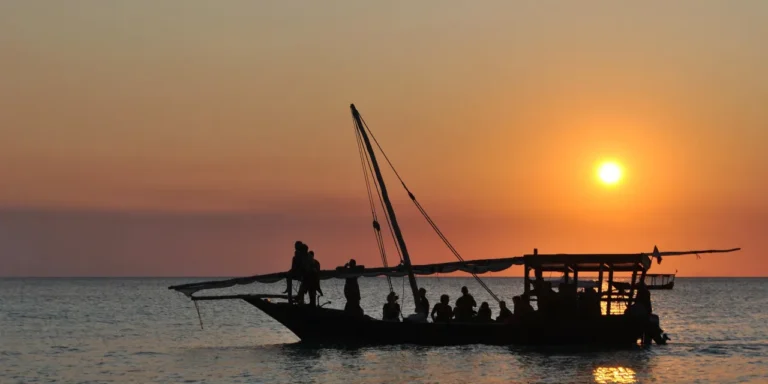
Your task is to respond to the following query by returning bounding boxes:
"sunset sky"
[1,1,766,276]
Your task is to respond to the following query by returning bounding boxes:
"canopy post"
[572,266,579,287]
[606,266,614,316]
[597,263,604,294]
[628,267,638,308]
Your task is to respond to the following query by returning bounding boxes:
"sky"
[1,1,766,277]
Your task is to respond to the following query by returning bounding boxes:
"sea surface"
[1,277,766,383]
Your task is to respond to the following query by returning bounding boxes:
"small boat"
[644,273,676,290]
[169,104,740,347]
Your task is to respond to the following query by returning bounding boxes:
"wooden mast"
[350,104,420,311]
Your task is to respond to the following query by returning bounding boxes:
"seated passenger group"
[379,281,607,323]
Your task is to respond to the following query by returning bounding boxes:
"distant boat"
[612,273,676,291]
[644,273,676,290]
[168,104,739,347]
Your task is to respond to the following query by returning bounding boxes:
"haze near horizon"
[1,1,766,277]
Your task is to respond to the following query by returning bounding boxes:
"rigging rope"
[353,117,394,292]
[358,116,502,303]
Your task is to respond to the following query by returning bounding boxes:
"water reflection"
[593,367,637,383]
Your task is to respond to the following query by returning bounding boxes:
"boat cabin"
[523,249,653,315]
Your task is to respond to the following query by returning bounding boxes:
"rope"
[353,117,394,292]
[359,115,501,303]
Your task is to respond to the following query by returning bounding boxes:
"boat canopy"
[168,247,739,297]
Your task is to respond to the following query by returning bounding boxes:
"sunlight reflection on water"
[593,367,637,383]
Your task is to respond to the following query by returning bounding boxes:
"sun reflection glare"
[593,367,637,383]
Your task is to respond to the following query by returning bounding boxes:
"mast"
[350,104,420,311]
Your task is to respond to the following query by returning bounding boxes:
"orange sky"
[1,2,766,276]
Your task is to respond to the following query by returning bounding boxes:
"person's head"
[499,300,507,309]
[440,294,449,304]
[294,241,303,250]
[480,302,489,310]
[461,286,469,295]
[308,251,315,259]
[348,259,356,268]
[512,296,521,305]
[586,287,596,294]
[387,291,399,303]
[558,282,567,292]
[419,287,427,297]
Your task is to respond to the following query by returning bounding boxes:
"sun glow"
[598,161,623,185]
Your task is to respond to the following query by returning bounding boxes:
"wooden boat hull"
[646,281,674,290]
[244,297,647,346]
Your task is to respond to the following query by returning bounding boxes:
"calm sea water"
[1,277,766,383]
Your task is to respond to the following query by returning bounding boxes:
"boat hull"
[244,297,647,346]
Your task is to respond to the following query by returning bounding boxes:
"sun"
[597,161,623,185]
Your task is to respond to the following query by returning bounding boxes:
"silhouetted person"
[343,259,363,316]
[497,300,513,322]
[454,286,477,321]
[382,292,401,322]
[534,280,555,314]
[299,250,322,306]
[557,282,578,316]
[635,282,652,315]
[417,288,430,317]
[286,241,309,303]
[518,294,535,316]
[431,294,452,323]
[476,302,492,322]
[579,287,602,317]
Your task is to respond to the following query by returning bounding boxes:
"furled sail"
[168,247,740,297]
[168,256,525,296]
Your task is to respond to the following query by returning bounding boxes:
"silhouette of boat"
[644,273,676,290]
[169,104,739,347]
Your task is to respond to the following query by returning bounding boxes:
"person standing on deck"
[343,259,363,315]
[285,241,308,302]
[303,251,322,306]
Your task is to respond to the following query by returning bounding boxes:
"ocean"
[1,277,766,383]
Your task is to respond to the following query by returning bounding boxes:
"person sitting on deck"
[453,286,477,321]
[431,294,453,323]
[533,280,555,314]
[416,288,430,318]
[518,294,535,316]
[579,287,602,318]
[382,291,401,321]
[343,259,363,316]
[476,302,492,322]
[285,241,309,301]
[557,282,579,316]
[496,300,513,323]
